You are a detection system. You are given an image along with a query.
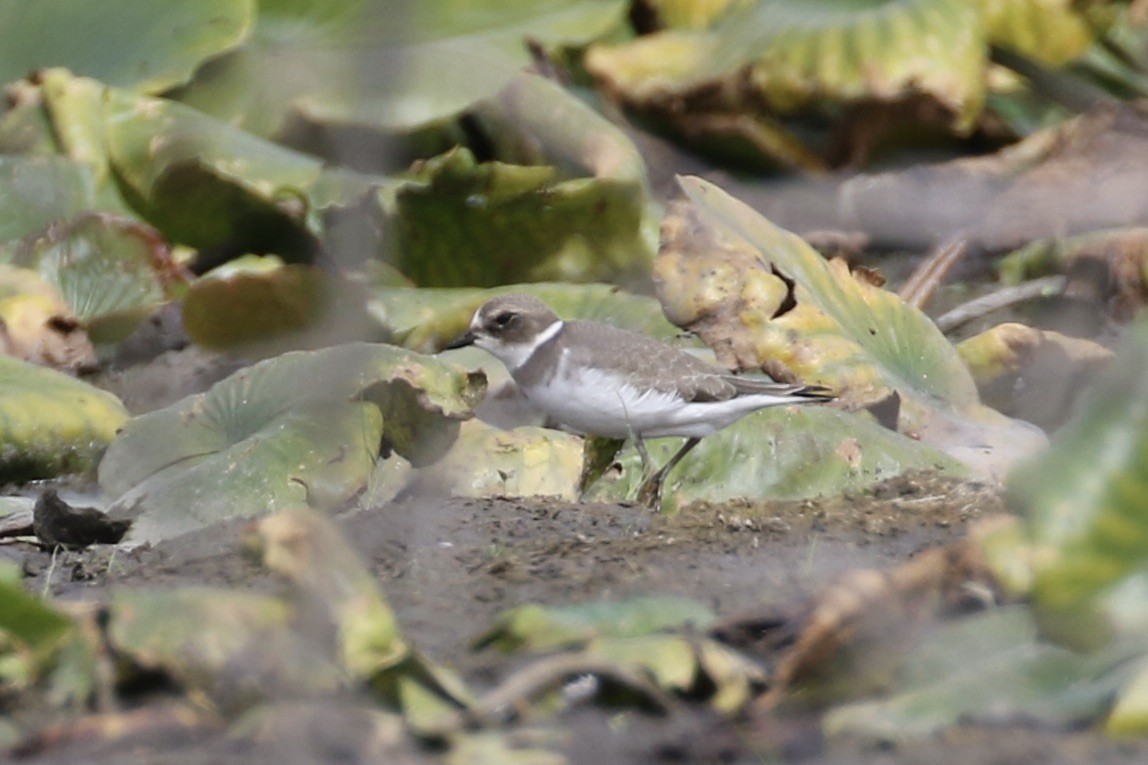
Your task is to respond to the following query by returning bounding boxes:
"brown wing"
[562,321,737,402]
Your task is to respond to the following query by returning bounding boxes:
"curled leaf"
[182,256,371,357]
[1007,315,1148,649]
[385,146,651,287]
[14,213,189,344]
[99,343,484,542]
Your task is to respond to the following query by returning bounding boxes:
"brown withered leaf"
[755,525,1007,710]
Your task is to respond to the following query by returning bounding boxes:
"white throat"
[480,319,563,372]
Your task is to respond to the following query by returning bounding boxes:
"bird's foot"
[636,473,664,510]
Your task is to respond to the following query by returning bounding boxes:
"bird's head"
[445,294,562,370]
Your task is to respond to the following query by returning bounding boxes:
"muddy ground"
[9,460,1148,764]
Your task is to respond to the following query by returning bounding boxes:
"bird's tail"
[729,377,836,401]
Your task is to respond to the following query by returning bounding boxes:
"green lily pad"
[978,0,1097,66]
[469,72,650,187]
[13,213,189,344]
[371,282,679,353]
[182,256,371,357]
[474,596,759,715]
[0,156,104,247]
[419,420,585,500]
[175,0,627,137]
[107,587,343,713]
[1006,315,1148,650]
[0,354,127,481]
[674,175,1045,479]
[586,406,966,511]
[0,1,253,94]
[98,343,485,542]
[474,596,717,653]
[385,145,651,287]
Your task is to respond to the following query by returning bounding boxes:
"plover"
[448,294,833,505]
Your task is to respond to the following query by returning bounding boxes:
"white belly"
[518,359,780,440]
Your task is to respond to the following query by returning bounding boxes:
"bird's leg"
[633,435,655,480]
[637,437,701,509]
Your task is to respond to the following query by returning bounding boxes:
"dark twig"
[899,239,970,310]
[934,275,1067,333]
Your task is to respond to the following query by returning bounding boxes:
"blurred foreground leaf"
[0,579,74,656]
[253,508,473,731]
[475,596,716,653]
[0,355,126,481]
[99,343,484,542]
[475,596,760,715]
[0,575,92,706]
[107,588,343,713]
[824,607,1134,742]
[1006,315,1148,650]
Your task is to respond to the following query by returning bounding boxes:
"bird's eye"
[493,311,515,327]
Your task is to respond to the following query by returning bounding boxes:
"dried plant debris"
[32,490,129,549]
